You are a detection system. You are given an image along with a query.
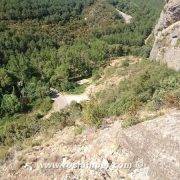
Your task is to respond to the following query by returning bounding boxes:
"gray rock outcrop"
[150,0,180,71]
[0,110,180,179]
[119,109,180,179]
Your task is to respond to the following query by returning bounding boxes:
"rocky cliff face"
[150,0,180,71]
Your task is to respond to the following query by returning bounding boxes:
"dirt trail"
[44,57,136,119]
[44,92,90,119]
[116,9,132,24]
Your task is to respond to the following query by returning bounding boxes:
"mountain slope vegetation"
[0,0,164,119]
[0,0,172,158]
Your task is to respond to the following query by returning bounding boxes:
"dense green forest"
[0,0,94,21]
[0,0,164,119]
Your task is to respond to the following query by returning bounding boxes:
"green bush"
[96,60,180,117]
[92,68,103,81]
[0,101,83,150]
[1,94,21,115]
[34,97,53,114]
[67,84,87,94]
[39,102,82,132]
[107,93,142,116]
[122,116,142,128]
[83,101,103,127]
[0,110,74,148]
[0,117,40,146]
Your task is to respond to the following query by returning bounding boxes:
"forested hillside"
[1,1,180,178]
[0,0,164,119]
[0,0,94,21]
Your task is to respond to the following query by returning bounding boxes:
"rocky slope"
[150,0,180,71]
[0,109,179,179]
[120,109,180,179]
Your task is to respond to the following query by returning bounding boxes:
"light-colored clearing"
[116,9,132,24]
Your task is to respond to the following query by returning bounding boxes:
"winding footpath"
[44,92,90,119]
[116,9,132,24]
[44,58,133,119]
[44,81,92,119]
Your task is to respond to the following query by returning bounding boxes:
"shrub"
[92,68,103,81]
[67,84,87,94]
[1,117,41,146]
[68,101,82,117]
[107,93,141,116]
[34,97,53,114]
[1,94,20,115]
[43,110,75,130]
[122,116,141,128]
[0,101,82,150]
[165,90,180,108]
[83,101,103,127]
[95,60,180,117]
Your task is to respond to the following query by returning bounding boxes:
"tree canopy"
[0,0,164,118]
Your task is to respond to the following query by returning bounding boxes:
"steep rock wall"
[150,0,180,71]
